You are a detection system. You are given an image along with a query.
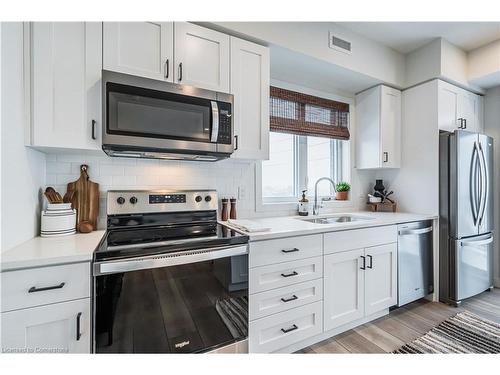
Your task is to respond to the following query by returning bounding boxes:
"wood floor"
[297,288,500,353]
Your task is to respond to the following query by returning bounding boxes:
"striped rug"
[394,311,500,353]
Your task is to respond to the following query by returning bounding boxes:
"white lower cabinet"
[323,249,365,331]
[1,298,91,353]
[249,301,323,353]
[323,243,397,332]
[364,243,398,315]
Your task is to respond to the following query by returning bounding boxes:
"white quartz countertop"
[1,230,106,272]
[224,212,437,241]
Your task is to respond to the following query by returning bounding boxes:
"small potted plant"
[335,181,350,200]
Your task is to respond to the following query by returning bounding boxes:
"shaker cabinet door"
[1,298,91,353]
[174,22,230,92]
[364,243,397,316]
[230,37,270,160]
[323,249,365,331]
[103,22,174,82]
[31,22,102,150]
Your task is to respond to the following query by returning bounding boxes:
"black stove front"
[93,190,249,353]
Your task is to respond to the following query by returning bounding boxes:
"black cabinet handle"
[281,271,298,278]
[458,118,465,129]
[360,256,366,270]
[281,248,299,254]
[281,295,298,303]
[281,324,298,334]
[383,152,388,163]
[28,282,65,293]
[178,63,183,81]
[367,255,373,269]
[76,312,82,341]
[164,59,169,79]
[91,120,96,140]
[234,135,238,150]
[463,118,467,129]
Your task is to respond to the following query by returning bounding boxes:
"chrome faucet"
[313,177,336,216]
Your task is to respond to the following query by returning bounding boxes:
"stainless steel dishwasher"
[397,221,434,307]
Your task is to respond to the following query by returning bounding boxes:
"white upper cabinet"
[230,37,270,160]
[438,80,483,133]
[30,22,102,150]
[174,22,230,92]
[356,85,401,169]
[103,22,174,82]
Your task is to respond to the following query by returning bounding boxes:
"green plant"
[335,181,351,192]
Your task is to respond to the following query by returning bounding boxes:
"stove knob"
[195,195,202,203]
[205,195,212,202]
[130,196,138,204]
[116,197,125,205]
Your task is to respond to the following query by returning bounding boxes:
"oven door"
[102,71,232,155]
[93,245,248,353]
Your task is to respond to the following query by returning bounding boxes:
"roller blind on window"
[269,86,350,140]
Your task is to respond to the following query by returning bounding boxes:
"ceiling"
[340,22,500,53]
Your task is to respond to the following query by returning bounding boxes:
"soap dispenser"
[298,190,309,216]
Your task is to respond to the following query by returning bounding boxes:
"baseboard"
[494,277,500,288]
[273,309,389,354]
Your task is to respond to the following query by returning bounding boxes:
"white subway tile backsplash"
[48,153,258,229]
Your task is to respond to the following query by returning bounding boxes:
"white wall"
[206,22,406,89]
[468,40,500,89]
[483,86,500,287]
[1,22,46,251]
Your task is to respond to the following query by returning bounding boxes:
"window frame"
[255,80,355,213]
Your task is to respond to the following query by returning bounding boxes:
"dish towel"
[227,219,271,233]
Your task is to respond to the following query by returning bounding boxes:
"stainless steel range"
[93,190,249,353]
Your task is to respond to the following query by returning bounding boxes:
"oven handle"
[210,101,219,143]
[93,244,248,276]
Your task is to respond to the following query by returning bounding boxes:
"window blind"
[270,86,350,140]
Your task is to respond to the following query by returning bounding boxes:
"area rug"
[393,311,500,353]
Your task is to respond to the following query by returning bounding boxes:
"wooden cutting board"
[67,164,99,232]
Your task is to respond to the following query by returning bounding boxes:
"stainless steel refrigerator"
[439,130,494,306]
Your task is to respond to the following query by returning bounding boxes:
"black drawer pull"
[281,248,299,253]
[28,282,65,293]
[281,324,298,334]
[281,271,298,278]
[281,295,298,303]
[76,312,82,341]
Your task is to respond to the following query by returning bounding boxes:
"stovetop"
[94,222,248,262]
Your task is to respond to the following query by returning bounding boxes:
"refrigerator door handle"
[460,235,493,247]
[477,142,488,226]
[470,142,479,226]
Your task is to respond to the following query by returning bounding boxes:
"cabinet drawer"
[249,279,322,321]
[249,301,323,353]
[250,234,322,268]
[249,257,322,294]
[1,262,91,312]
[324,226,397,255]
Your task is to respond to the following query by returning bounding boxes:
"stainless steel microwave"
[102,70,234,161]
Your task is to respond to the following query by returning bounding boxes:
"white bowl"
[369,196,382,203]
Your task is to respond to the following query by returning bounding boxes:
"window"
[262,86,350,204]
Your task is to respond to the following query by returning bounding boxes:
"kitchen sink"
[300,215,374,224]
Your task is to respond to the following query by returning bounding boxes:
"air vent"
[329,31,352,54]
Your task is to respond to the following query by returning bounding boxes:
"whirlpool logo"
[175,341,190,349]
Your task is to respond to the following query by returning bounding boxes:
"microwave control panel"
[217,102,232,144]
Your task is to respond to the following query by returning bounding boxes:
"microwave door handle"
[210,101,219,143]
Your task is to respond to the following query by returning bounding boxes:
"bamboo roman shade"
[270,86,350,140]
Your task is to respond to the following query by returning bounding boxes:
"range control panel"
[149,194,187,204]
[107,190,218,215]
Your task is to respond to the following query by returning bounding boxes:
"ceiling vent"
[329,31,352,54]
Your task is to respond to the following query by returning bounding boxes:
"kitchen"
[1,2,500,370]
